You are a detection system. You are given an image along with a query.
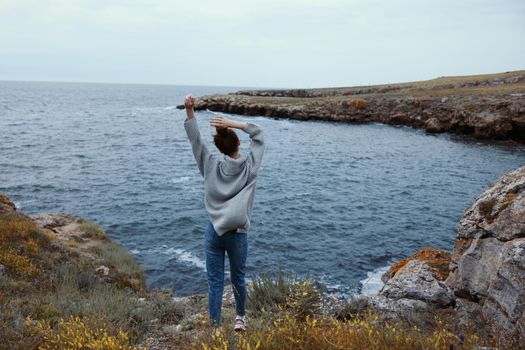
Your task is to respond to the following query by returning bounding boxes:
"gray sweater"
[184,117,265,236]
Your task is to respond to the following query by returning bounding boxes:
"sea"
[1,81,524,297]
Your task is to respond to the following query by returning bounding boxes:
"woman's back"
[184,116,265,235]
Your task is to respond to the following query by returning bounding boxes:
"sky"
[0,0,524,88]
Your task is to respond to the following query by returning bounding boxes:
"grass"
[247,269,323,321]
[254,71,525,97]
[89,242,145,288]
[247,270,291,315]
[334,296,370,320]
[77,219,107,239]
[0,207,184,350]
[1,197,523,349]
[196,313,484,350]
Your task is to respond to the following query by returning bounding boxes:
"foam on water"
[160,246,206,270]
[173,249,206,270]
[171,176,191,184]
[359,265,390,296]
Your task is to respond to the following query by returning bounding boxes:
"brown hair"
[213,127,239,157]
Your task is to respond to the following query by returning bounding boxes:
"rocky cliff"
[367,166,525,342]
[195,71,525,141]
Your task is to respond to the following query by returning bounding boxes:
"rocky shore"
[365,165,525,342]
[195,71,525,141]
[1,165,524,348]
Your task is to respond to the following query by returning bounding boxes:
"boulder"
[424,117,446,133]
[447,237,503,299]
[366,249,454,319]
[367,294,429,320]
[382,247,451,283]
[447,166,525,338]
[380,260,454,308]
[95,265,110,276]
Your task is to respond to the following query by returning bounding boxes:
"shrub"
[199,313,489,350]
[0,247,40,277]
[40,262,154,341]
[247,270,292,316]
[0,214,50,279]
[350,99,367,110]
[0,214,37,242]
[89,243,145,284]
[335,296,370,320]
[248,270,323,320]
[78,220,107,240]
[25,315,144,350]
[285,279,322,320]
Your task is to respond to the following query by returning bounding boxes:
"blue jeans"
[205,221,248,326]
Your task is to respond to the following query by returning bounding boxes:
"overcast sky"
[0,0,523,88]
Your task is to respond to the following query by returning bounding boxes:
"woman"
[183,94,265,331]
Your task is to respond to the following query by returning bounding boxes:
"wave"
[359,265,390,296]
[152,245,206,270]
[171,176,191,184]
[170,248,206,270]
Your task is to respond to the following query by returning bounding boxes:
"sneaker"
[234,315,247,332]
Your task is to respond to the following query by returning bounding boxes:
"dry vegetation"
[233,71,525,107]
[0,204,520,349]
[0,210,186,350]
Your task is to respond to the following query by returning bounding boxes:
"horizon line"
[1,68,524,91]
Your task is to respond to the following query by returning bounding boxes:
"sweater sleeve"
[243,122,265,175]
[184,117,214,177]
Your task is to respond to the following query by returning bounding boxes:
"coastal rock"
[367,294,429,320]
[424,117,446,133]
[484,239,525,322]
[472,112,513,139]
[366,249,453,318]
[380,260,454,307]
[447,237,503,299]
[364,166,525,341]
[0,194,16,215]
[31,213,76,230]
[382,247,451,283]
[95,265,110,276]
[454,297,484,329]
[447,166,525,337]
[195,71,525,142]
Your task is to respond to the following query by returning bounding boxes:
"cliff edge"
[366,166,525,343]
[195,70,525,141]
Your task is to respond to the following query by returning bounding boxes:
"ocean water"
[1,81,524,297]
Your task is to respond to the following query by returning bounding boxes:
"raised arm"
[183,95,215,177]
[210,116,265,175]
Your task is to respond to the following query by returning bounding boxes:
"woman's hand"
[210,116,247,130]
[184,94,196,119]
[184,94,196,109]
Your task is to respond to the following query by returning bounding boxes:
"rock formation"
[447,165,525,337]
[194,71,525,141]
[367,248,454,319]
[368,166,525,341]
